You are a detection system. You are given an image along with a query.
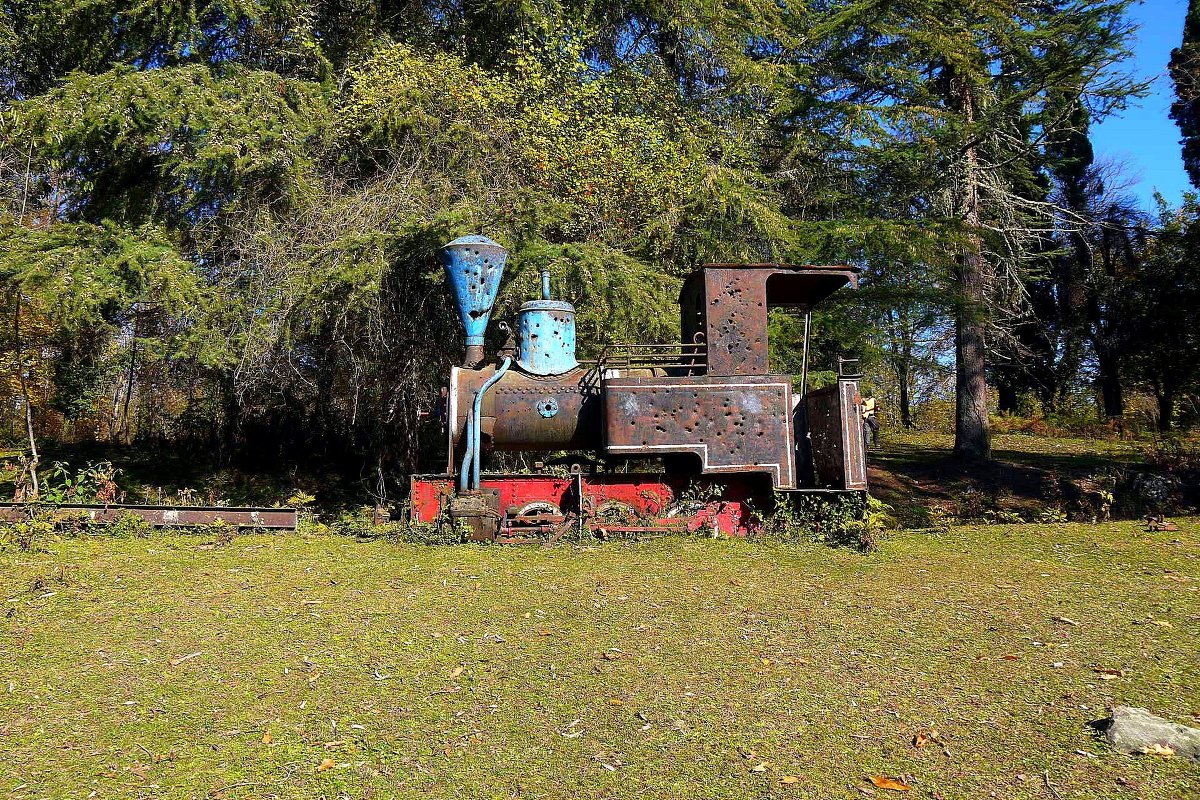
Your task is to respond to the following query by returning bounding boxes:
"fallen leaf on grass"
[1149,620,1173,628]
[750,761,771,772]
[601,652,622,661]
[261,731,272,744]
[606,697,624,706]
[1140,743,1175,758]
[912,729,939,748]
[781,775,800,784]
[1001,654,1020,661]
[450,666,464,678]
[868,775,912,791]
[317,758,336,772]
[169,651,202,667]
[1052,616,1079,626]
[324,740,347,748]
[1093,667,1124,678]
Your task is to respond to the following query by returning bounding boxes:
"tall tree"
[781,0,1137,459]
[1170,0,1200,188]
[1126,196,1200,430]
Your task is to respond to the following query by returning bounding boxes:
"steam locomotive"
[410,235,867,541]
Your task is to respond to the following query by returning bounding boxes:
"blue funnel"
[441,235,508,365]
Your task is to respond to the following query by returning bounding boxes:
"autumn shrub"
[990,411,1054,437]
[910,399,956,433]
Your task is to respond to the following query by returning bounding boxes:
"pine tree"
[780,0,1137,459]
[1170,0,1200,188]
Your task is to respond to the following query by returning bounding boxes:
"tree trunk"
[997,376,1018,415]
[897,362,914,428]
[14,294,39,499]
[117,319,138,443]
[955,250,992,459]
[1157,391,1176,432]
[948,69,991,460]
[1096,345,1123,419]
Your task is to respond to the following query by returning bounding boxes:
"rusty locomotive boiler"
[410,235,867,541]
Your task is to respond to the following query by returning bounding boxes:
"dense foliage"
[1,0,1196,501]
[1171,0,1200,188]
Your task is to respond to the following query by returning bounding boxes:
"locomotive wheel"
[511,501,562,518]
[590,501,641,540]
[664,501,721,537]
[494,500,572,545]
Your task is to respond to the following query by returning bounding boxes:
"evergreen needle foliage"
[1,0,1191,492]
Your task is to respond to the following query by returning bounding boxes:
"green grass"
[866,432,1155,527]
[875,432,1144,472]
[2,522,1198,799]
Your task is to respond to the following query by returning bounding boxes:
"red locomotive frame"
[411,472,762,541]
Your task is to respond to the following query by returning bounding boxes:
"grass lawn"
[2,521,1197,799]
[867,432,1151,527]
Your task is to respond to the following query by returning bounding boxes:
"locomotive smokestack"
[441,235,508,367]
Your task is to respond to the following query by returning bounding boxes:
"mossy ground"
[2,520,1197,799]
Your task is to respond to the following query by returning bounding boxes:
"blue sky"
[1091,0,1192,206]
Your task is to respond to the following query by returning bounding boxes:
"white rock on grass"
[1098,706,1200,761]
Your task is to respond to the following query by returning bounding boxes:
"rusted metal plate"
[683,268,770,376]
[452,366,604,451]
[680,264,859,377]
[804,377,866,490]
[602,375,796,488]
[0,503,297,529]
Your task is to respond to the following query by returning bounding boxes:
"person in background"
[861,395,879,449]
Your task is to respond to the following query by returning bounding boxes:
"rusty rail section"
[0,503,297,530]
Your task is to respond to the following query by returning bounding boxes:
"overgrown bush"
[757,492,892,552]
[1144,438,1200,473]
[1,512,55,552]
[101,512,154,539]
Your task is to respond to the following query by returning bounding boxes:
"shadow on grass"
[867,432,1145,527]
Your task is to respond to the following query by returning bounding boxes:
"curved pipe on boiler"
[471,356,512,490]
[459,406,475,492]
